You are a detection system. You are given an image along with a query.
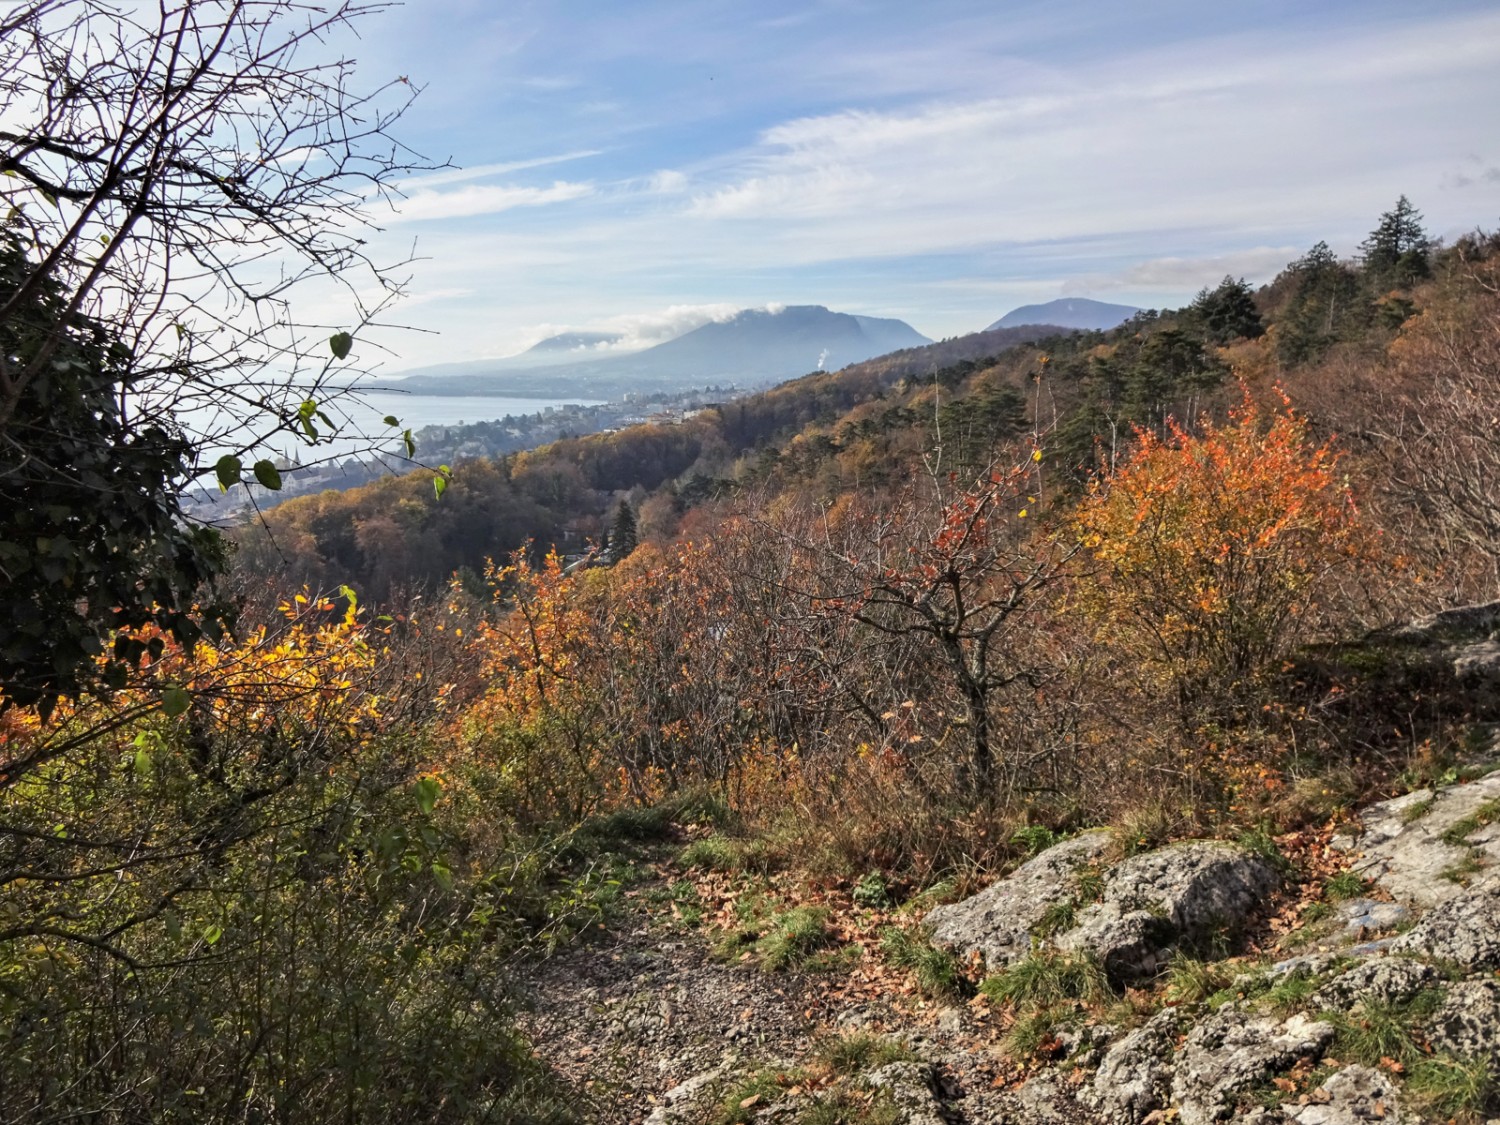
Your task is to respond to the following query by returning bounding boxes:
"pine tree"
[1360,196,1431,289]
[1190,276,1264,344]
[1275,242,1364,366]
[608,499,639,563]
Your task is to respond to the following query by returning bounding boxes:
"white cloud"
[396,151,603,193]
[589,302,742,350]
[645,169,689,194]
[1061,247,1303,296]
[386,180,594,222]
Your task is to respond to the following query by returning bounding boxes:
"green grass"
[1440,799,1500,846]
[1322,989,1444,1068]
[1032,897,1078,938]
[879,925,967,999]
[1163,953,1234,1006]
[1236,824,1292,873]
[717,1068,804,1125]
[680,834,746,872]
[760,906,836,970]
[1004,1005,1073,1060]
[1011,824,1060,856]
[1407,1055,1497,1121]
[897,877,959,916]
[1400,795,1437,824]
[1439,850,1487,885]
[716,901,839,972]
[1323,870,1367,901]
[1073,863,1106,903]
[811,1032,916,1075]
[798,1088,901,1125]
[981,949,1112,1009]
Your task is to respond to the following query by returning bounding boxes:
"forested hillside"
[8,144,1500,1118]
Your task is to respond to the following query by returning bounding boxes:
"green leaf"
[252,459,282,490]
[214,454,241,493]
[164,911,182,941]
[433,471,448,500]
[413,776,440,816]
[203,924,223,946]
[383,415,400,427]
[329,331,354,360]
[403,428,416,458]
[161,685,192,717]
[431,861,453,892]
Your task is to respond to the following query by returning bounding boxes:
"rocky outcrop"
[1170,1009,1334,1125]
[930,836,1279,984]
[1080,1009,1181,1125]
[1391,872,1500,969]
[925,831,1112,969]
[1309,957,1438,1011]
[1332,773,1500,910]
[1283,1065,1404,1125]
[866,1062,945,1125]
[1424,978,1500,1070]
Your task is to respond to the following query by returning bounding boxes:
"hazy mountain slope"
[987,297,1140,331]
[394,305,932,398]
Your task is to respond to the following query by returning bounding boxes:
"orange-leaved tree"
[1074,387,1366,727]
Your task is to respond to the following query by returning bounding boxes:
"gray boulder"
[1171,1009,1334,1125]
[1330,898,1410,942]
[866,1061,945,1125]
[1333,773,1500,910]
[1059,843,1281,982]
[1283,1065,1403,1125]
[1425,978,1500,1070]
[925,831,1112,970]
[1309,957,1438,1011]
[1391,872,1500,969]
[1080,1008,1181,1125]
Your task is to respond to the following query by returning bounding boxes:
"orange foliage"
[1075,386,1367,719]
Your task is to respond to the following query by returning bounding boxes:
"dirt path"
[511,855,1039,1124]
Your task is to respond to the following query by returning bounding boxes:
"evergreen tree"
[1275,242,1365,366]
[1189,276,1264,344]
[1360,196,1432,289]
[608,499,639,563]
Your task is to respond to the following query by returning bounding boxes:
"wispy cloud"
[1061,247,1303,296]
[387,180,595,223]
[396,151,603,193]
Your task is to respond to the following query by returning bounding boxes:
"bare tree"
[0,0,437,706]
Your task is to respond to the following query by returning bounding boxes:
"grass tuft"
[981,949,1112,1009]
[879,925,968,999]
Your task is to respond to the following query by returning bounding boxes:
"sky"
[332,0,1500,368]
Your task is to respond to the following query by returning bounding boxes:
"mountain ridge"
[395,305,932,398]
[988,297,1140,332]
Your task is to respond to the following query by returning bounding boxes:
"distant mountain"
[395,306,932,398]
[525,331,623,353]
[987,298,1140,332]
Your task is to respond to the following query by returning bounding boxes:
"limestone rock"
[643,1065,730,1124]
[1392,873,1500,969]
[1059,843,1281,982]
[925,831,1112,969]
[1080,1008,1181,1125]
[1425,978,1500,1070]
[1310,957,1438,1011]
[867,1061,945,1125]
[1170,1009,1333,1125]
[1334,773,1500,910]
[1330,898,1411,942]
[1283,1065,1403,1125]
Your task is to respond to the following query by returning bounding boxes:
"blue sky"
[337,0,1500,367]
